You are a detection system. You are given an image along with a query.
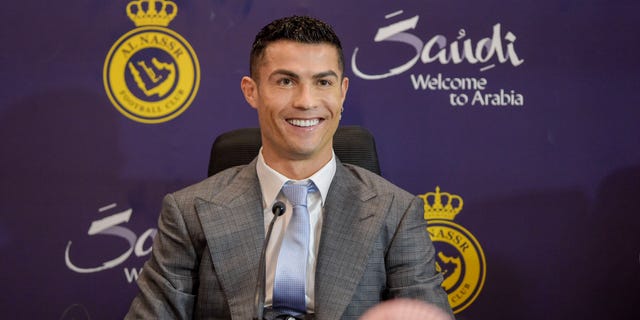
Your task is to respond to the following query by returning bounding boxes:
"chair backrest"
[208,126,381,177]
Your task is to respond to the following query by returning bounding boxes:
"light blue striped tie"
[273,180,316,314]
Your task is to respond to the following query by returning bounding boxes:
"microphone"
[254,201,286,320]
[272,201,286,217]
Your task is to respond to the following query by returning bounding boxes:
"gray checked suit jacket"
[125,158,452,319]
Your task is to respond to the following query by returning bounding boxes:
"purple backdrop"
[1,0,639,319]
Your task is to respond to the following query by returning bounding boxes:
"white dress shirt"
[256,148,336,313]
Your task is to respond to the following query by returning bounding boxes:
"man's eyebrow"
[270,69,300,79]
[269,69,340,80]
[313,70,339,79]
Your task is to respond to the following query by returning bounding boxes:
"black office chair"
[208,126,381,177]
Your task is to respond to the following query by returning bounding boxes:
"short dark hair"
[249,16,344,79]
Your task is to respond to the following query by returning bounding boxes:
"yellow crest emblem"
[104,0,200,123]
[420,186,486,314]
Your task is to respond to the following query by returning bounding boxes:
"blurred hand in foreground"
[360,299,453,320]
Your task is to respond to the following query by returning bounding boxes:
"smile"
[287,118,320,127]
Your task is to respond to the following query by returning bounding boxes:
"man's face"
[242,40,349,165]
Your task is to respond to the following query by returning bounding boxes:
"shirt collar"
[256,148,336,209]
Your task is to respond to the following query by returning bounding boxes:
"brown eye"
[278,78,293,86]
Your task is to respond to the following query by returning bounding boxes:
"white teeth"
[287,119,319,127]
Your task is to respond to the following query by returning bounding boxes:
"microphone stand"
[254,201,286,320]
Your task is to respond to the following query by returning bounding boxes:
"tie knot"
[282,180,316,207]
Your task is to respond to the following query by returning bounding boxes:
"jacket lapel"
[314,164,393,319]
[194,160,264,317]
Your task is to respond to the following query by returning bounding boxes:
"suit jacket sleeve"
[125,193,199,319]
[385,195,454,317]
[321,164,453,319]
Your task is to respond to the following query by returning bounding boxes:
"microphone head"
[271,201,286,216]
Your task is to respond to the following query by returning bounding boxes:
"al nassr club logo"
[104,0,200,123]
[420,186,486,314]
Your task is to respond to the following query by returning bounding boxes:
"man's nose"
[292,84,316,109]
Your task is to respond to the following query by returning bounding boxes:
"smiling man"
[241,34,348,180]
[126,16,453,320]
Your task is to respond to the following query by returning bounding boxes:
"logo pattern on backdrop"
[420,187,486,314]
[104,0,200,123]
[352,10,525,108]
[65,203,156,284]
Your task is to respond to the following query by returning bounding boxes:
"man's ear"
[340,76,349,102]
[241,76,258,109]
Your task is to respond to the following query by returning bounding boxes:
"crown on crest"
[419,186,464,220]
[127,0,177,27]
